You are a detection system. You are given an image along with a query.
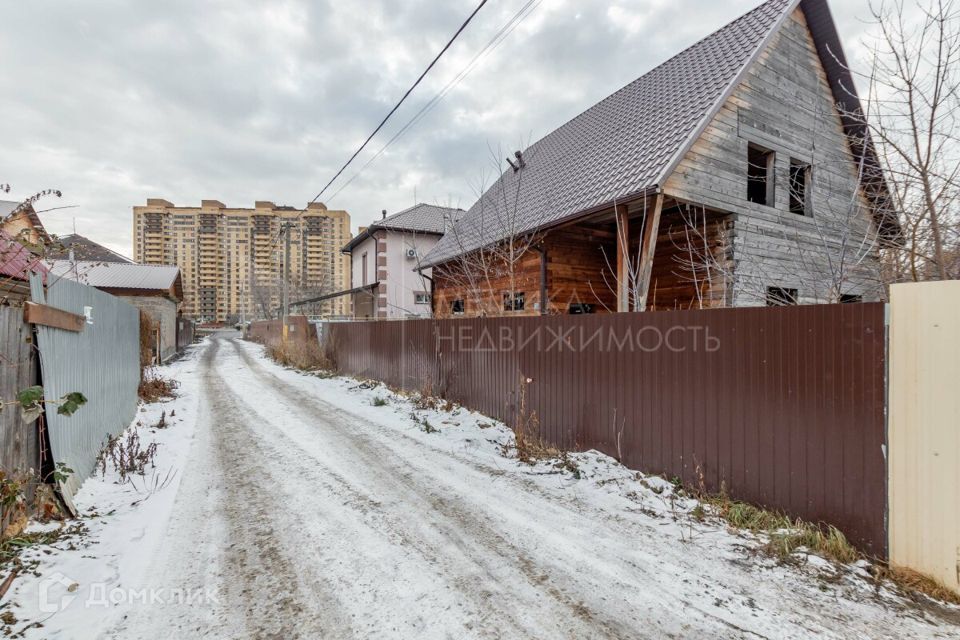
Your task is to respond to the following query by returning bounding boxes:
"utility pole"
[281,221,293,341]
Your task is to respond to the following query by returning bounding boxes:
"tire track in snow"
[213,340,604,638]
[226,339,729,639]
[229,338,942,640]
[202,339,355,638]
[210,339,558,638]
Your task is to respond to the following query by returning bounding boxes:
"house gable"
[662,7,883,303]
[0,201,51,249]
[664,7,873,223]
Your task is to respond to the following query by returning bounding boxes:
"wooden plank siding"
[0,305,41,481]
[663,7,882,305]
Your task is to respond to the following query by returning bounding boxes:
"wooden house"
[0,200,51,251]
[419,0,900,316]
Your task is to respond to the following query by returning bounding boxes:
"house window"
[414,292,431,305]
[451,299,464,315]
[789,159,811,215]
[766,287,798,306]
[361,252,368,285]
[839,293,862,304]
[747,143,775,206]
[503,291,526,312]
[568,303,594,314]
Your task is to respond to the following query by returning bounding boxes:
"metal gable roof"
[375,203,465,235]
[343,203,465,253]
[421,0,802,268]
[47,261,183,300]
[0,229,48,282]
[47,234,135,264]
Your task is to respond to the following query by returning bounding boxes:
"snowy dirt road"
[10,334,959,639]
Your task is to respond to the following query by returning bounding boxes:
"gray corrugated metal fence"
[30,274,140,502]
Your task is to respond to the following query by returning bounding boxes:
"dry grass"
[874,565,960,605]
[138,372,178,402]
[766,524,860,564]
[266,339,335,372]
[412,381,439,411]
[683,468,958,605]
[699,495,788,531]
[96,430,158,483]
[692,480,860,565]
[511,375,554,463]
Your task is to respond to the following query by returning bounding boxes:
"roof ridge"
[421,0,804,268]
[524,0,795,160]
[389,202,463,216]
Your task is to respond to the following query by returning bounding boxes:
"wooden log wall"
[431,217,731,316]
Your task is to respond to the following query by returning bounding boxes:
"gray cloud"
[1,0,876,256]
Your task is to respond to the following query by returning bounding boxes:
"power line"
[310,0,490,204]
[327,0,544,203]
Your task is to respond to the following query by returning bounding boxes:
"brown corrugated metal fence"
[324,303,888,557]
[246,316,314,350]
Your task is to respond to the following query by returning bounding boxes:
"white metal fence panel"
[30,274,140,503]
[889,280,960,596]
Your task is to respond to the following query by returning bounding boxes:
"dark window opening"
[766,287,798,306]
[451,299,464,315]
[789,159,811,215]
[747,143,775,206]
[503,291,526,312]
[568,303,594,314]
[839,293,862,304]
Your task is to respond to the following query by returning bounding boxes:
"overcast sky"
[1,0,878,257]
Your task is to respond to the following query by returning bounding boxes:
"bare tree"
[434,143,544,317]
[249,280,278,320]
[855,0,960,282]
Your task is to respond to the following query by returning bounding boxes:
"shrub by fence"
[322,303,888,556]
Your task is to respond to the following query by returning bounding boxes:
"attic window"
[789,159,811,216]
[451,299,464,315]
[747,143,775,206]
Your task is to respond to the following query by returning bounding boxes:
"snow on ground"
[0,343,206,638]
[1,333,958,639]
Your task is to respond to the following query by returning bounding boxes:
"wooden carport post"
[615,204,630,312]
[636,193,664,311]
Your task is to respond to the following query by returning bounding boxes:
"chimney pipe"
[382,209,387,220]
